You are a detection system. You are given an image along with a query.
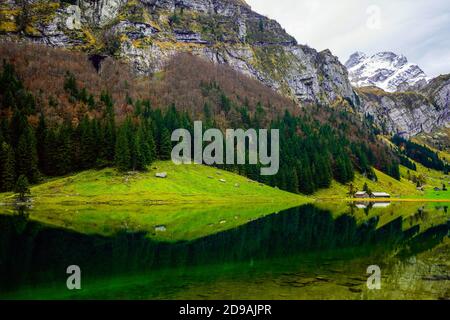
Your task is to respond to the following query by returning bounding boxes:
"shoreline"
[1,197,449,207]
[315,198,450,203]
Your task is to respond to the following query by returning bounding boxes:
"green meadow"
[0,161,308,206]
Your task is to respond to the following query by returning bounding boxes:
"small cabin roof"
[355,191,368,195]
[371,192,390,197]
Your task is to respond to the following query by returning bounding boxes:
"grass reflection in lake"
[0,202,448,300]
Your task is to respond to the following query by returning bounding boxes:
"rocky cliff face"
[1,0,448,137]
[356,87,443,137]
[421,74,450,113]
[355,75,450,137]
[345,51,429,92]
[0,0,357,106]
[345,51,448,137]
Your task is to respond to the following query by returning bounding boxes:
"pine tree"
[44,129,58,175]
[55,124,73,175]
[104,119,116,162]
[344,154,355,182]
[15,126,39,183]
[220,93,231,114]
[36,113,48,173]
[115,126,131,172]
[288,168,299,194]
[298,159,314,195]
[203,103,213,127]
[9,107,27,147]
[145,122,156,163]
[363,182,369,193]
[315,153,332,188]
[15,174,30,202]
[334,155,350,184]
[158,127,172,160]
[64,72,78,100]
[0,142,15,191]
[132,124,148,171]
[101,91,115,119]
[79,117,97,169]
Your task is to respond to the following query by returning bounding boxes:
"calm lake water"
[0,202,449,300]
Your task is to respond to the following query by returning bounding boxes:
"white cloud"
[246,0,450,77]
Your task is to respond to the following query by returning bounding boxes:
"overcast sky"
[246,0,450,77]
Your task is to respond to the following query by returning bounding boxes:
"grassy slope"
[314,161,449,201]
[399,162,450,200]
[1,160,447,206]
[313,167,421,200]
[0,161,308,205]
[0,161,447,241]
[0,161,310,241]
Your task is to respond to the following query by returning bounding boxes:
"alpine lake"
[0,201,449,300]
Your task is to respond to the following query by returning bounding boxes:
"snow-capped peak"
[344,51,429,92]
[345,51,367,69]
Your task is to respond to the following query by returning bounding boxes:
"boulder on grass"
[155,172,168,178]
[219,179,226,183]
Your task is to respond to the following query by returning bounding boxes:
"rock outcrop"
[0,0,357,106]
[1,0,447,137]
[346,51,448,137]
[355,75,450,137]
[421,74,450,119]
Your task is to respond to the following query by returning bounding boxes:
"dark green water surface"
[0,203,448,300]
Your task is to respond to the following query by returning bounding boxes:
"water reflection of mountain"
[0,204,448,293]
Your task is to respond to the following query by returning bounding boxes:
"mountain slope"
[0,0,357,105]
[0,160,308,205]
[345,51,429,92]
[353,72,450,137]
[355,87,446,136]
[421,74,450,118]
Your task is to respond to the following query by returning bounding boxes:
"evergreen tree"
[344,154,355,182]
[253,102,265,128]
[363,182,369,193]
[79,116,97,169]
[145,121,156,163]
[115,126,131,172]
[288,168,299,194]
[220,93,231,114]
[9,107,28,147]
[36,113,48,173]
[203,103,213,127]
[44,128,58,175]
[0,142,15,191]
[158,127,172,160]
[15,174,30,202]
[55,124,73,175]
[64,72,78,101]
[101,91,114,117]
[298,158,314,195]
[334,155,348,184]
[131,124,149,171]
[103,119,116,162]
[15,126,39,183]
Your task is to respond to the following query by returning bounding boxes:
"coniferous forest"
[0,58,406,195]
[392,135,449,174]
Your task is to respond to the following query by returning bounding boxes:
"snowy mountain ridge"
[345,51,429,92]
